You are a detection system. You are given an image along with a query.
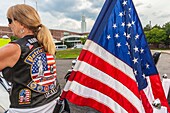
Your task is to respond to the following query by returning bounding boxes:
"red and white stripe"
[46,54,56,64]
[62,40,145,113]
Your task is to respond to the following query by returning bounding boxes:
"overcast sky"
[0,0,170,33]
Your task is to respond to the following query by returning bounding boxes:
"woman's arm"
[0,43,21,70]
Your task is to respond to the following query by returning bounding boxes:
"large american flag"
[61,0,169,112]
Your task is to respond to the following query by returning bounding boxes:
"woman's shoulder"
[0,43,21,69]
[2,43,20,51]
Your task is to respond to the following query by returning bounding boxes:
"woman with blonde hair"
[0,4,67,113]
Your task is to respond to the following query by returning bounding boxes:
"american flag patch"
[19,89,31,104]
[25,47,57,93]
[31,53,56,86]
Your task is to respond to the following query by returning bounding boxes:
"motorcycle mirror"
[162,74,168,79]
[72,60,77,66]
[152,98,161,109]
[152,52,161,65]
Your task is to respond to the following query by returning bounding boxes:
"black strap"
[53,99,70,113]
[53,103,62,113]
[167,87,170,106]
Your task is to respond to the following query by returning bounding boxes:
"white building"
[81,15,86,33]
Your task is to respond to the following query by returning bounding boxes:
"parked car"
[56,45,67,50]
[71,44,84,49]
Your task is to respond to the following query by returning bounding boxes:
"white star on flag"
[140,48,144,53]
[121,22,125,27]
[125,42,130,49]
[127,22,132,28]
[115,33,119,38]
[117,43,121,47]
[113,24,117,29]
[119,12,123,17]
[134,70,137,75]
[142,73,146,78]
[133,57,138,64]
[135,34,139,40]
[122,1,127,6]
[133,46,139,52]
[146,63,150,69]
[107,35,111,39]
[123,32,126,36]
[132,21,135,25]
[126,33,131,39]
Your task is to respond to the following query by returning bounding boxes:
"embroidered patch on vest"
[28,37,38,44]
[26,43,33,49]
[25,47,57,93]
[44,85,60,98]
[19,89,31,105]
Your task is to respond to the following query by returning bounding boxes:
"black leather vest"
[2,35,60,108]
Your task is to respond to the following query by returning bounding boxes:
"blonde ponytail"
[37,25,56,55]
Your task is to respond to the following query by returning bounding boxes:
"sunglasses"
[7,18,16,24]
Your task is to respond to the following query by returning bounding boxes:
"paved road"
[152,50,170,79]
[56,51,170,113]
[56,59,99,113]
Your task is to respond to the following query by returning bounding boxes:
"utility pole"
[27,0,38,11]
[35,0,38,11]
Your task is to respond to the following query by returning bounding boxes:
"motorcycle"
[0,72,70,113]
[152,52,170,105]
[64,59,77,82]
[0,72,11,113]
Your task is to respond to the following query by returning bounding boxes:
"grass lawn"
[0,38,11,47]
[56,48,82,59]
[0,38,80,59]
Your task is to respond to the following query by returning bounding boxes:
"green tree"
[80,34,88,45]
[145,28,168,44]
[162,22,170,37]
[10,36,18,41]
[152,24,161,29]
